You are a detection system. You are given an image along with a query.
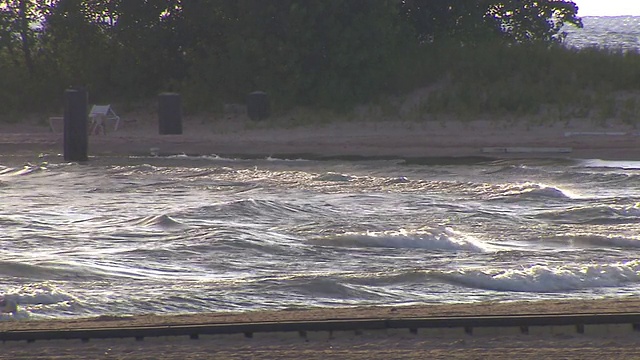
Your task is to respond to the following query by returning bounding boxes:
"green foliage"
[620,97,640,126]
[399,0,582,44]
[391,40,640,123]
[0,0,637,126]
[178,1,410,112]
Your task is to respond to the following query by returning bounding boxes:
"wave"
[438,260,640,292]
[265,156,310,162]
[313,228,487,252]
[129,214,187,228]
[551,234,640,249]
[12,288,76,307]
[557,170,640,186]
[275,276,389,300]
[313,172,354,182]
[151,153,311,162]
[579,159,640,170]
[166,154,239,161]
[0,163,46,177]
[536,204,640,224]
[483,164,549,177]
[0,260,98,281]
[0,258,176,282]
[345,270,430,286]
[195,198,323,220]
[2,283,77,313]
[421,181,574,201]
[386,176,410,184]
[489,182,572,201]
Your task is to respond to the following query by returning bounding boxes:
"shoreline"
[3,298,640,359]
[1,117,639,161]
[2,117,640,357]
[4,297,640,332]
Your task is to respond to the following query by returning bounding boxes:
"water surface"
[1,155,639,319]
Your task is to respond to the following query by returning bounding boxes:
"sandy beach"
[2,298,640,359]
[1,113,639,161]
[2,114,640,358]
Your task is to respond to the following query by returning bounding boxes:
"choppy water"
[2,16,640,320]
[564,16,640,51]
[1,155,640,319]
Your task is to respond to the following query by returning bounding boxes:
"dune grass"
[3,41,640,128]
[388,42,640,127]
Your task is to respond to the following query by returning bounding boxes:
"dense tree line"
[0,0,582,115]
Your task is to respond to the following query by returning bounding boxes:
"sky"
[573,0,640,16]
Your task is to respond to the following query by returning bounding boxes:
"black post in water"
[158,92,182,135]
[247,91,270,121]
[63,89,88,162]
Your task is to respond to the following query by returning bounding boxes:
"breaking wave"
[439,260,640,292]
[313,228,487,252]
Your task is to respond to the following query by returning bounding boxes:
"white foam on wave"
[548,232,640,249]
[165,153,238,161]
[443,260,640,292]
[0,283,78,320]
[265,156,309,162]
[6,283,77,305]
[316,228,488,252]
[618,203,640,216]
[496,182,573,200]
[313,172,354,182]
[539,203,640,224]
[0,163,44,177]
[580,159,640,170]
[386,176,410,184]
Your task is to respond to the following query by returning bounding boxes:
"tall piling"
[63,88,88,162]
[158,93,182,135]
[247,91,270,121]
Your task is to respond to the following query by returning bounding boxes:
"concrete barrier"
[481,147,572,154]
[5,313,640,343]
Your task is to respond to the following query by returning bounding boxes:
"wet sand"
[1,115,639,160]
[4,297,640,332]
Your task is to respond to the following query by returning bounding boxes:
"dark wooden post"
[158,92,182,135]
[247,91,270,121]
[63,88,88,162]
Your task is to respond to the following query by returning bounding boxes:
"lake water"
[564,16,640,51]
[1,155,639,319]
[3,16,640,320]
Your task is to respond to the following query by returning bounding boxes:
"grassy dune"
[387,42,640,127]
[4,43,640,128]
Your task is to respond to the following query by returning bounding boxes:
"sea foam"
[441,260,640,292]
[315,228,487,252]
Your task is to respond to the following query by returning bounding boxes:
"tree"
[398,0,495,43]
[399,0,582,44]
[40,0,112,92]
[179,0,410,110]
[0,0,590,115]
[41,0,182,99]
[0,0,50,76]
[486,0,582,43]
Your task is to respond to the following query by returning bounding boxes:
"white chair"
[48,104,121,135]
[89,105,121,135]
